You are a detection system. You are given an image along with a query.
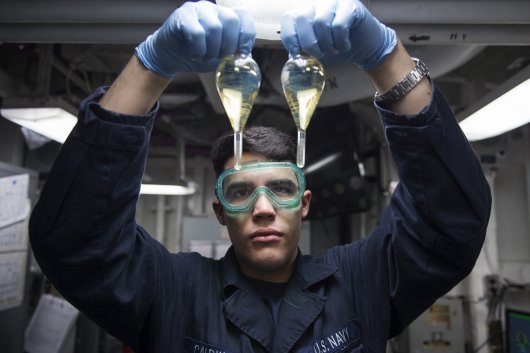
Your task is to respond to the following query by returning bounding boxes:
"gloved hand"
[135,1,256,77]
[280,0,396,70]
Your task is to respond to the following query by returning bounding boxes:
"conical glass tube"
[215,53,261,170]
[281,54,325,168]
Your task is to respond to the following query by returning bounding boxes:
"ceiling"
[1,0,530,164]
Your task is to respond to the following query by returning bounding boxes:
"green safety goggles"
[215,161,306,214]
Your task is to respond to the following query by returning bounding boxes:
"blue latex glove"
[280,0,396,70]
[135,1,256,77]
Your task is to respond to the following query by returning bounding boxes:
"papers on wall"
[189,240,232,260]
[0,221,28,252]
[0,173,30,311]
[214,241,231,260]
[24,294,79,353]
[0,174,30,229]
[0,251,27,311]
[189,240,213,258]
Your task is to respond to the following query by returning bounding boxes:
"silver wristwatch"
[374,58,429,105]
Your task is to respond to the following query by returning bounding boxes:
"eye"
[225,183,254,202]
[268,180,298,197]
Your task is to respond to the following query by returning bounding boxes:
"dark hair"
[210,126,296,176]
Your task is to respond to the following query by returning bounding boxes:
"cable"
[472,329,504,353]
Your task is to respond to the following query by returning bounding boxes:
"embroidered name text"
[313,327,351,353]
[193,345,226,353]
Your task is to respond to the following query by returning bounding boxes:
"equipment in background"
[0,162,38,353]
[304,104,372,219]
[394,297,469,353]
[505,289,530,353]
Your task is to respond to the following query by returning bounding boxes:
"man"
[29,1,491,352]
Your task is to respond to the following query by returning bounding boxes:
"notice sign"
[0,251,27,311]
[0,174,30,228]
[0,221,27,252]
[25,294,79,353]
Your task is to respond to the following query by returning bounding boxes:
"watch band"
[374,58,429,105]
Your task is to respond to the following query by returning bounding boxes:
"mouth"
[251,228,282,244]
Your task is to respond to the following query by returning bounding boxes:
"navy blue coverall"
[29,83,491,353]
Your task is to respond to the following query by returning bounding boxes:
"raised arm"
[280,0,430,115]
[280,0,491,340]
[100,0,256,115]
[99,56,170,115]
[29,1,256,350]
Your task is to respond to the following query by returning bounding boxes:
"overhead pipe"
[371,1,530,25]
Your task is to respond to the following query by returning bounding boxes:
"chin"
[249,249,293,271]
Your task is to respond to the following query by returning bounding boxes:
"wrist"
[367,41,415,91]
[368,41,432,114]
[100,56,171,116]
[374,58,429,105]
[135,39,177,79]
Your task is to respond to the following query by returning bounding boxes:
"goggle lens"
[216,162,305,213]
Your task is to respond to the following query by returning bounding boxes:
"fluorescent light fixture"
[1,107,77,143]
[1,105,197,196]
[459,78,530,141]
[304,152,341,175]
[140,183,196,196]
[458,65,530,142]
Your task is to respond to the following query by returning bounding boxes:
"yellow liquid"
[281,55,325,131]
[216,55,261,132]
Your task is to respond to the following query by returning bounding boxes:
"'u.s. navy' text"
[313,327,351,353]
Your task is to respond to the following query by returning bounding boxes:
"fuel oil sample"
[216,53,261,170]
[281,54,325,168]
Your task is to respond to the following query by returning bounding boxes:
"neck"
[239,258,296,283]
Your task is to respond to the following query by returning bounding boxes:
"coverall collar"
[219,247,337,352]
[220,246,337,294]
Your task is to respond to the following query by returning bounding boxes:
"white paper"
[214,240,232,260]
[189,240,214,258]
[0,250,27,311]
[0,221,28,252]
[25,294,79,353]
[0,174,30,228]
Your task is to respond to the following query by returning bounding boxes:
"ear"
[212,199,226,225]
[301,190,312,218]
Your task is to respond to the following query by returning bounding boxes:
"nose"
[252,192,276,220]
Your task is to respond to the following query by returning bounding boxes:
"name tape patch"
[296,320,361,353]
[184,337,233,353]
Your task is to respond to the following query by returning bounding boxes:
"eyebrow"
[224,180,254,192]
[225,178,297,190]
[266,178,298,188]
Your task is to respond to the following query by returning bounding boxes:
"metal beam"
[0,1,529,44]
[0,2,182,23]
[1,23,530,45]
[0,24,156,44]
[396,24,530,46]
[372,1,530,25]
[1,1,528,25]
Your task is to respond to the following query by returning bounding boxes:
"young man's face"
[212,153,312,283]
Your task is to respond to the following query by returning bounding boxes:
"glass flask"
[281,54,325,168]
[215,53,261,170]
